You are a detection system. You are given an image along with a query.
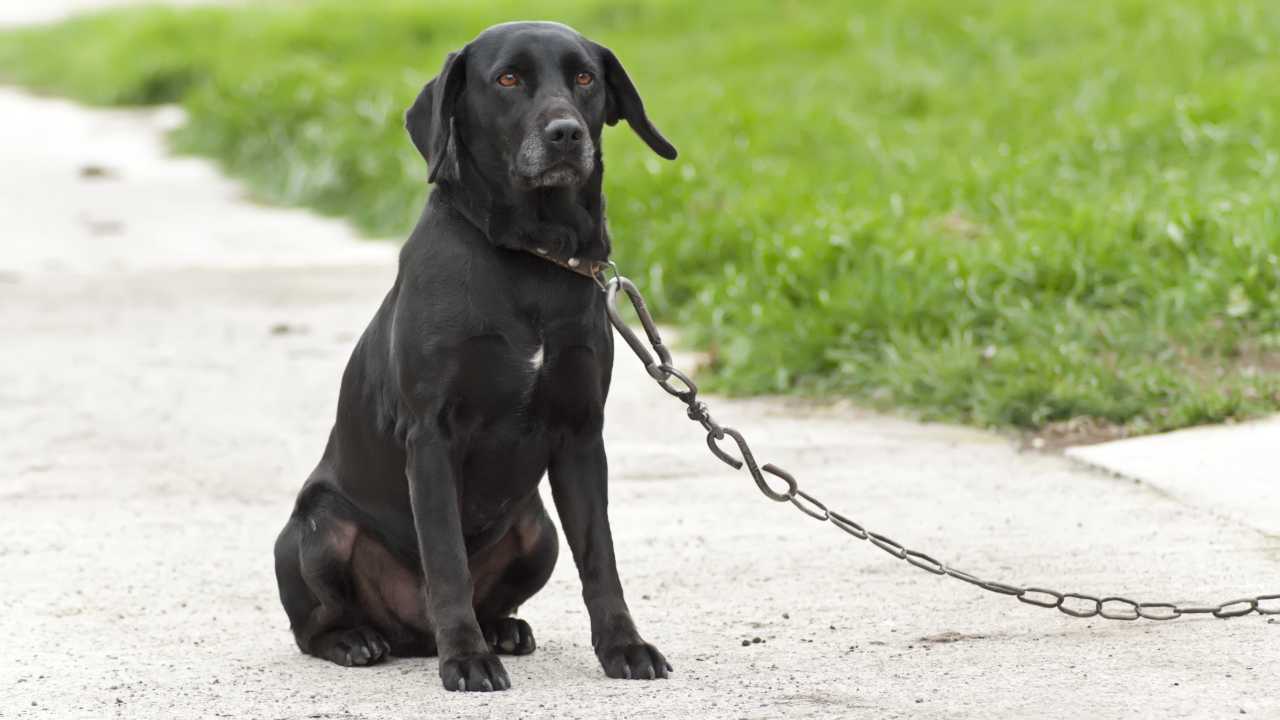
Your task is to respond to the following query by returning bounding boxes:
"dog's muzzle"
[513,117,595,189]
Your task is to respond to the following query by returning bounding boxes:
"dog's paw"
[439,652,511,692]
[597,640,671,680]
[481,617,536,656]
[313,626,391,667]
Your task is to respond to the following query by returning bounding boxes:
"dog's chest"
[472,330,600,416]
[447,311,602,423]
[450,322,604,524]
[438,264,608,441]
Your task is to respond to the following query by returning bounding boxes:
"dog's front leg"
[406,434,510,692]
[549,439,671,680]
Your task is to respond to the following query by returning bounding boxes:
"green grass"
[4,0,1278,434]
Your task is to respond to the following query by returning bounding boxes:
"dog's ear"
[593,43,677,160]
[405,48,468,183]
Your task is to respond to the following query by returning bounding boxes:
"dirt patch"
[1021,416,1129,450]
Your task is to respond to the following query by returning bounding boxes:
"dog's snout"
[513,114,592,188]
[543,118,584,149]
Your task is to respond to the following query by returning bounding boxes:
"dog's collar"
[522,248,609,283]
[434,182,610,284]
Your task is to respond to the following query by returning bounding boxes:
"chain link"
[602,272,1280,622]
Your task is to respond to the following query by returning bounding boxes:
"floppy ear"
[593,44,677,160]
[405,48,468,183]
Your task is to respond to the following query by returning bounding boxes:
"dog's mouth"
[512,162,588,190]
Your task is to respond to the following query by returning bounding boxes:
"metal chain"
[601,270,1280,622]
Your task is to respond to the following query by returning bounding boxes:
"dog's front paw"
[597,640,671,680]
[439,652,511,692]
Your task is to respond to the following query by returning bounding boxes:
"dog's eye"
[575,72,593,87]
[496,72,519,88]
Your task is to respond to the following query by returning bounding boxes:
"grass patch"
[3,0,1278,433]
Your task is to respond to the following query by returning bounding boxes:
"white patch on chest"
[528,343,545,371]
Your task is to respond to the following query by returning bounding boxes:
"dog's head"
[406,21,676,202]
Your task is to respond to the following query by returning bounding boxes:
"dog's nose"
[543,118,584,150]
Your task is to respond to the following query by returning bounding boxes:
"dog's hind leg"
[472,495,559,656]
[273,509,391,667]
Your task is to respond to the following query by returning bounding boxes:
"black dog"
[273,22,677,692]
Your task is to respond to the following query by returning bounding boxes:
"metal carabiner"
[604,275,674,376]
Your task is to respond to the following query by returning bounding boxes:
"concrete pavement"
[1067,417,1280,537]
[0,0,224,28]
[1,3,1278,718]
